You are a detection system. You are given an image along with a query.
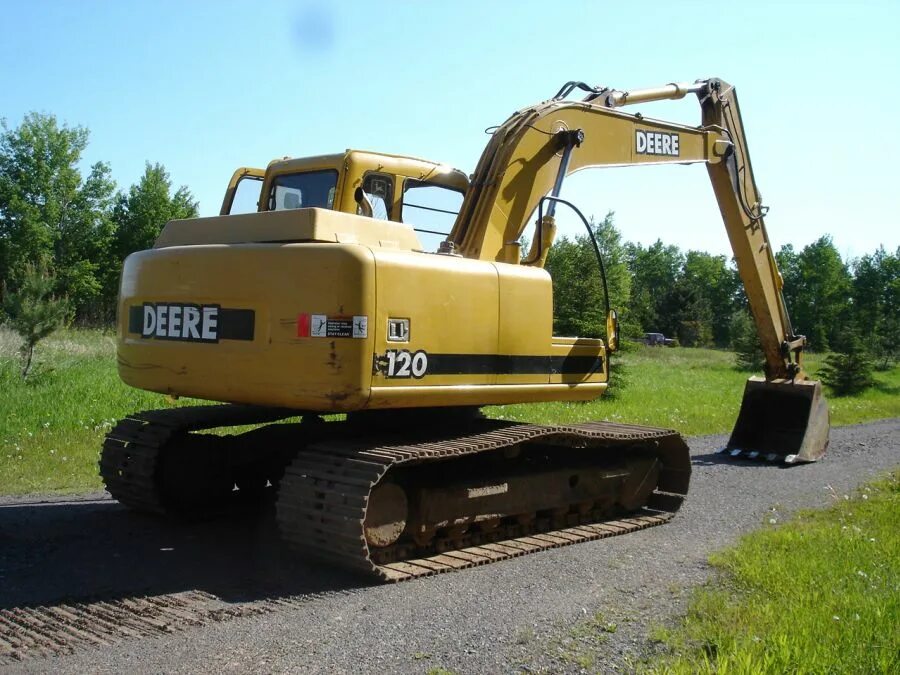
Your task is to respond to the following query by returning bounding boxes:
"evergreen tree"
[873,313,900,371]
[2,262,70,378]
[820,329,875,396]
[545,211,632,338]
[780,237,851,351]
[729,310,765,372]
[681,251,741,347]
[625,239,683,335]
[663,281,712,347]
[852,246,900,370]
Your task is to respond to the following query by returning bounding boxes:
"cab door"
[220,167,266,215]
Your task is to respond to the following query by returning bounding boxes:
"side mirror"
[606,309,619,353]
[354,187,374,218]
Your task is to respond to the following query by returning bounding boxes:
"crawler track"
[0,590,317,663]
[277,420,690,581]
[99,405,298,515]
[102,408,689,581]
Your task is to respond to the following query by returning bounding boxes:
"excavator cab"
[219,152,469,253]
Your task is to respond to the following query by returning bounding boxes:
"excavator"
[101,78,829,581]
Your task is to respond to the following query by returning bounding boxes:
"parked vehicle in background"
[643,333,678,347]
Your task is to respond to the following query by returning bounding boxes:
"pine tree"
[2,262,70,378]
[730,310,765,372]
[819,329,875,396]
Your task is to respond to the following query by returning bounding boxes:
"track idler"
[723,376,830,464]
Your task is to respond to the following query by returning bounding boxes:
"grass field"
[1,328,899,495]
[645,470,899,674]
[0,328,196,494]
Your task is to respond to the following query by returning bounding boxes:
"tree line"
[545,212,899,369]
[0,112,198,324]
[1,112,897,375]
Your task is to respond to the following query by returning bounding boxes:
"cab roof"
[266,150,469,190]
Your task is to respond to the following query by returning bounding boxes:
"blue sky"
[2,0,898,259]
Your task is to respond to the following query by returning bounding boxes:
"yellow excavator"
[101,78,829,581]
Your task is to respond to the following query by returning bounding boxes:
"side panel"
[366,251,607,408]
[549,337,607,386]
[370,251,500,395]
[497,263,552,386]
[117,243,376,410]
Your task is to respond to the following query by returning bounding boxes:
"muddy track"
[0,419,896,673]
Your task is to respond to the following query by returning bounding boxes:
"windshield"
[268,170,338,211]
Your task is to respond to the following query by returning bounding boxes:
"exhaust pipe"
[722,377,830,464]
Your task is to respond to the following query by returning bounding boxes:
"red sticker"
[297,313,310,338]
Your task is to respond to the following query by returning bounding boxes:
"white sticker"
[636,130,680,156]
[310,314,328,337]
[352,315,368,338]
[307,313,368,338]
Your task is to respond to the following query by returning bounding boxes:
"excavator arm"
[698,79,802,381]
[449,78,829,463]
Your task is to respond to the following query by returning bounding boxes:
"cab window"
[229,175,263,214]
[268,170,338,211]
[402,179,464,250]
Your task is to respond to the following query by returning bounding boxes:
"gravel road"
[1,419,897,673]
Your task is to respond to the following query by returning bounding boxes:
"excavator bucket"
[723,376,829,464]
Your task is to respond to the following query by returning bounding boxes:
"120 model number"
[382,349,428,379]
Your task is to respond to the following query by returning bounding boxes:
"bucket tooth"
[725,376,830,464]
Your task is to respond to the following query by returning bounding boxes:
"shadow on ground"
[691,450,794,468]
[0,497,365,610]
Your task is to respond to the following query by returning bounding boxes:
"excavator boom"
[448,77,829,463]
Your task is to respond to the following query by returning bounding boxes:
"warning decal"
[302,314,368,339]
[352,316,368,338]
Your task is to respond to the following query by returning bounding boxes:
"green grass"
[1,329,898,495]
[645,471,900,674]
[0,328,198,494]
